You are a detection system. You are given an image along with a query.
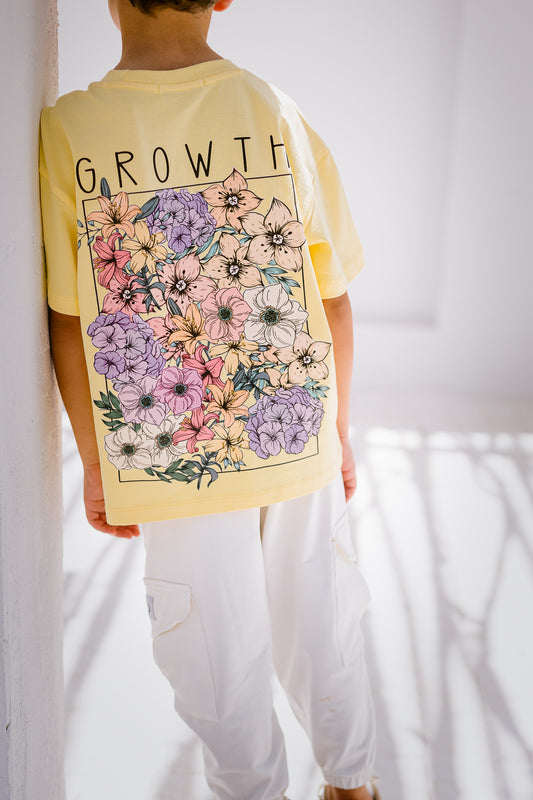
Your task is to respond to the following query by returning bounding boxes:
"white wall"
[0,1,65,798]
[58,0,533,396]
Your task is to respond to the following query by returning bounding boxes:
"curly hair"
[128,0,218,13]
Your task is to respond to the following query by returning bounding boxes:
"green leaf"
[103,419,126,431]
[134,195,160,222]
[169,472,191,482]
[165,460,183,474]
[100,177,111,199]
[167,297,181,316]
[144,468,155,476]
[109,392,122,412]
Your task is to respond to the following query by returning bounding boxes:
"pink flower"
[102,275,146,318]
[201,287,252,342]
[148,313,185,362]
[93,232,131,288]
[160,253,216,316]
[172,407,218,454]
[181,344,225,390]
[153,366,203,415]
[201,169,262,229]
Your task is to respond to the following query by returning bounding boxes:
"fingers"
[86,511,140,539]
[343,474,357,502]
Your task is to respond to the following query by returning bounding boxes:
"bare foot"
[325,783,373,800]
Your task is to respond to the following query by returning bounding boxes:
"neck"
[114,7,222,71]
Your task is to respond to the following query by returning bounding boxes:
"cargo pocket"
[143,576,219,722]
[331,508,372,667]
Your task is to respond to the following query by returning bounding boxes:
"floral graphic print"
[82,170,331,488]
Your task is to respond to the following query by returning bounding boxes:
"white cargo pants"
[141,470,377,800]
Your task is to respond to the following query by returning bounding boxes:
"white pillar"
[0,1,65,798]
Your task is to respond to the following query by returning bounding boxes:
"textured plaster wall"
[0,1,65,798]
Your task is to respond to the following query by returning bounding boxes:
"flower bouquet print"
[81,169,332,490]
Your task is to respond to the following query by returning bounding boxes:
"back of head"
[127,0,217,13]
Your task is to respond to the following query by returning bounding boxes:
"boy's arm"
[49,309,139,539]
[322,291,357,501]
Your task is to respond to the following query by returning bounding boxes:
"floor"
[62,389,533,800]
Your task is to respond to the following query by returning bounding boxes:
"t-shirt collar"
[100,58,240,87]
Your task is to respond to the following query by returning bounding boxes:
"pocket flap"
[143,577,192,638]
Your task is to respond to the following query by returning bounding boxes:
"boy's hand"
[340,435,357,502]
[83,462,140,539]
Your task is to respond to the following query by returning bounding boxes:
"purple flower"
[284,423,308,454]
[147,188,216,255]
[144,348,165,377]
[168,224,192,253]
[263,402,292,427]
[308,402,324,436]
[130,313,154,338]
[90,322,127,353]
[146,188,185,233]
[290,402,315,433]
[118,375,167,425]
[117,355,149,383]
[89,309,166,391]
[94,350,125,380]
[88,313,113,338]
[122,328,147,363]
[88,310,134,336]
[248,393,271,418]
[246,411,269,459]
[278,386,311,407]
[258,420,284,457]
[245,385,324,459]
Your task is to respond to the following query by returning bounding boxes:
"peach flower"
[87,192,141,238]
[202,169,262,229]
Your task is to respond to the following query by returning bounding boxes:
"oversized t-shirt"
[39,59,365,525]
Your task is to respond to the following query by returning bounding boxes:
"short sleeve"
[305,149,365,299]
[39,107,80,316]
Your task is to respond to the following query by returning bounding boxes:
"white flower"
[242,283,308,348]
[104,425,153,470]
[142,414,188,468]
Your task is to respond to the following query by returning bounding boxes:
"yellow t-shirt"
[39,59,364,524]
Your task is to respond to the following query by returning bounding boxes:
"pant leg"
[141,508,289,800]
[260,471,378,790]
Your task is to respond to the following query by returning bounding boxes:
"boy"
[40,1,381,798]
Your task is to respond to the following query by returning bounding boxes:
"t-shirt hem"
[105,453,343,525]
[319,253,365,299]
[47,294,80,316]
